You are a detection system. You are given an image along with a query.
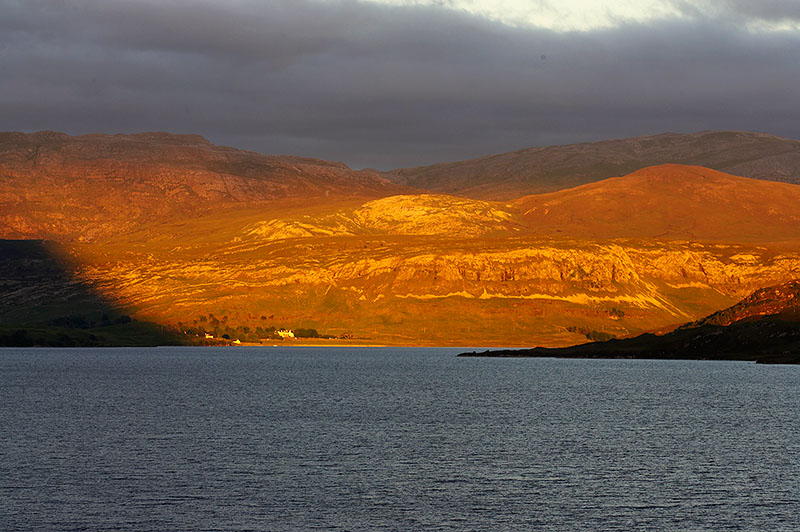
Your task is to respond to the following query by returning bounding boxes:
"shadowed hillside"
[0,239,185,346]
[385,130,800,199]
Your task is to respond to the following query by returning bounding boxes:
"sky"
[1,0,799,169]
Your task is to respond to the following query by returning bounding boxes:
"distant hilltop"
[383,130,800,199]
[0,131,406,241]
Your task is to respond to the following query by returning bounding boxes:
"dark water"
[1,347,798,531]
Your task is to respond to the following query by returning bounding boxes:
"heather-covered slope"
[385,131,800,199]
[514,164,800,242]
[0,131,405,241]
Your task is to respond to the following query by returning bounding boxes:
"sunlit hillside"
[515,164,800,242]
[2,132,799,347]
[0,131,406,241]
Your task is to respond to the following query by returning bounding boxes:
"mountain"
[192,164,800,244]
[460,281,800,363]
[514,164,800,242]
[0,131,405,241]
[19,174,798,347]
[384,130,800,199]
[1,130,799,347]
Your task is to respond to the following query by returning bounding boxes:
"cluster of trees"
[566,325,616,342]
[0,328,101,347]
[182,315,326,342]
[608,307,625,319]
[46,313,132,329]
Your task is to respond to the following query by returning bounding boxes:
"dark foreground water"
[1,347,798,531]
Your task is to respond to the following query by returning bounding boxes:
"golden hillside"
[2,132,799,347]
[515,164,800,242]
[54,176,800,346]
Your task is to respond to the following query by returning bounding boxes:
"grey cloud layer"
[678,0,800,23]
[2,0,798,168]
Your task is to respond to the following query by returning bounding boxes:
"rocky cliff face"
[385,130,800,199]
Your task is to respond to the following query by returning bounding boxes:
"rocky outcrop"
[243,194,519,240]
[461,280,800,363]
[683,280,800,328]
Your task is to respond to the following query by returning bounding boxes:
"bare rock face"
[384,130,800,199]
[0,131,405,241]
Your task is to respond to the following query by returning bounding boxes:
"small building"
[277,329,295,339]
[205,333,214,339]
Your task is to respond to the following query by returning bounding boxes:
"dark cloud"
[1,0,798,169]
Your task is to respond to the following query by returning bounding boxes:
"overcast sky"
[2,0,799,169]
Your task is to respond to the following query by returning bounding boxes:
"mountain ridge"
[384,130,800,199]
[0,131,407,241]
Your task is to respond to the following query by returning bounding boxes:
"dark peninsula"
[460,281,800,364]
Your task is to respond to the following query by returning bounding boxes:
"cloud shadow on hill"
[0,239,185,346]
